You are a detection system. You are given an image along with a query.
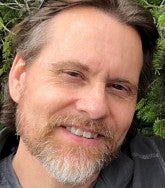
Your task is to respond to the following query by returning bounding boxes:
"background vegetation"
[0,0,165,138]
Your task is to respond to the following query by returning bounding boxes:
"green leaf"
[153,119,165,138]
[0,68,4,76]
[0,17,4,31]
[158,13,165,26]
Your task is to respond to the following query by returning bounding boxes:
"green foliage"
[137,0,165,138]
[136,80,163,123]
[158,12,165,26]
[153,39,165,74]
[153,119,165,138]
[0,17,4,31]
[140,0,163,6]
[0,0,42,107]
[1,34,14,76]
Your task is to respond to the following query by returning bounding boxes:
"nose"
[75,86,109,120]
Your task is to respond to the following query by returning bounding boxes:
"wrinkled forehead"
[46,6,142,49]
[43,6,142,62]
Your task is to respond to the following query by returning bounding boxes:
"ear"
[9,54,26,103]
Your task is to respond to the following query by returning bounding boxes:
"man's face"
[11,7,143,186]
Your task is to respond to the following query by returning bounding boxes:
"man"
[0,0,164,187]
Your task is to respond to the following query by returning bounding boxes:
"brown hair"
[0,0,159,137]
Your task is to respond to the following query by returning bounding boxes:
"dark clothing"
[0,127,165,188]
[0,154,21,188]
[94,136,165,188]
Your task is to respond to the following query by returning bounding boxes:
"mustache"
[47,114,114,139]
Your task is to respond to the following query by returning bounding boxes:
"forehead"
[43,7,142,61]
[34,6,142,83]
[47,6,140,41]
[45,7,142,58]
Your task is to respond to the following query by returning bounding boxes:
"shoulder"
[0,155,12,187]
[129,134,165,186]
[129,134,165,159]
[124,135,165,187]
[0,154,21,188]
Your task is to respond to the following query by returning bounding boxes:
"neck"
[12,139,98,188]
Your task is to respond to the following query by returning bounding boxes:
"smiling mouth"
[66,127,98,139]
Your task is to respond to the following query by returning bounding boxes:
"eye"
[106,82,133,98]
[65,71,82,78]
[111,83,126,91]
[107,83,127,91]
[61,69,86,82]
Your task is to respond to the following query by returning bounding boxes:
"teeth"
[83,131,92,139]
[66,127,98,139]
[75,128,83,136]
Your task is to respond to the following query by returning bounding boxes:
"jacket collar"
[94,152,133,187]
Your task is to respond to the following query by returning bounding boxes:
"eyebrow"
[50,61,90,73]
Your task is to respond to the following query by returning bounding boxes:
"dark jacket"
[0,127,165,188]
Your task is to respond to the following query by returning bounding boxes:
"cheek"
[22,84,76,119]
[110,101,136,144]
